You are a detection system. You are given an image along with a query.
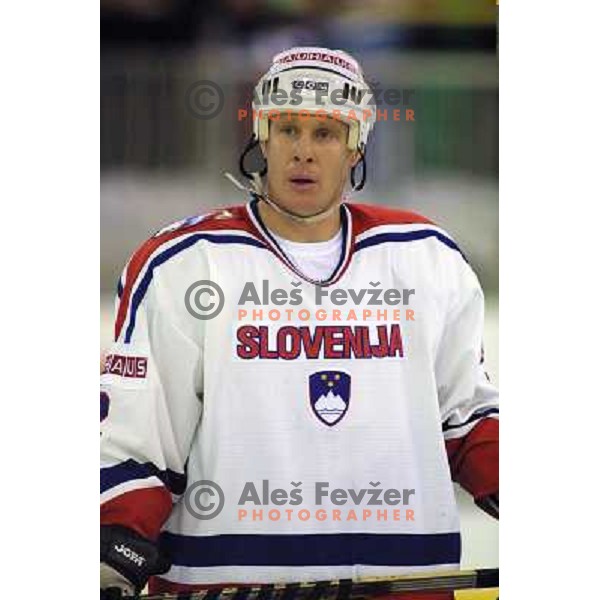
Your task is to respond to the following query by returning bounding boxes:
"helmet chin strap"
[224,171,343,225]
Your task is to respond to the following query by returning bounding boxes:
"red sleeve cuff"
[445,418,499,500]
[101,486,172,541]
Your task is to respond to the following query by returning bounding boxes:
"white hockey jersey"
[100,198,499,590]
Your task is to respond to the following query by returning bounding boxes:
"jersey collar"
[245,197,355,286]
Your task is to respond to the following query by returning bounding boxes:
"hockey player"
[101,47,499,598]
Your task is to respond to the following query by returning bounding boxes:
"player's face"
[262,115,358,218]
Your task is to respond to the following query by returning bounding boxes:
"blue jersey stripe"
[443,407,499,433]
[159,531,461,568]
[355,230,466,260]
[101,459,187,496]
[124,233,267,343]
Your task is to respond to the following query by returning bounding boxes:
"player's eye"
[316,128,332,139]
[279,125,296,136]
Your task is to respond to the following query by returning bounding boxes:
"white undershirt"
[270,228,343,282]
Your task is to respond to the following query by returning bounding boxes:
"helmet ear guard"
[257,117,269,144]
[347,122,360,152]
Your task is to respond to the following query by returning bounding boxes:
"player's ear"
[349,150,360,168]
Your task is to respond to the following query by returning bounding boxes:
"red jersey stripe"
[347,202,434,238]
[114,206,263,341]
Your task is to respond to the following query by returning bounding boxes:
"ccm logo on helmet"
[292,80,329,92]
[113,543,146,567]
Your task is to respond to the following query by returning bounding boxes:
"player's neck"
[257,199,341,242]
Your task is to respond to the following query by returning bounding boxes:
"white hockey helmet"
[252,47,376,152]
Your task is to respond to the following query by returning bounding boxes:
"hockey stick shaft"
[114,567,498,600]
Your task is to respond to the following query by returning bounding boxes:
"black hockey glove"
[100,525,171,596]
[475,492,499,520]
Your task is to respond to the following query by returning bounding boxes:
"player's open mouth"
[289,176,318,191]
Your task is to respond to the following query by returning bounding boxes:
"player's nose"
[292,130,314,164]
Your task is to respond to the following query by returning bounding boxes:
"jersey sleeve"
[435,254,499,501]
[101,254,204,541]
